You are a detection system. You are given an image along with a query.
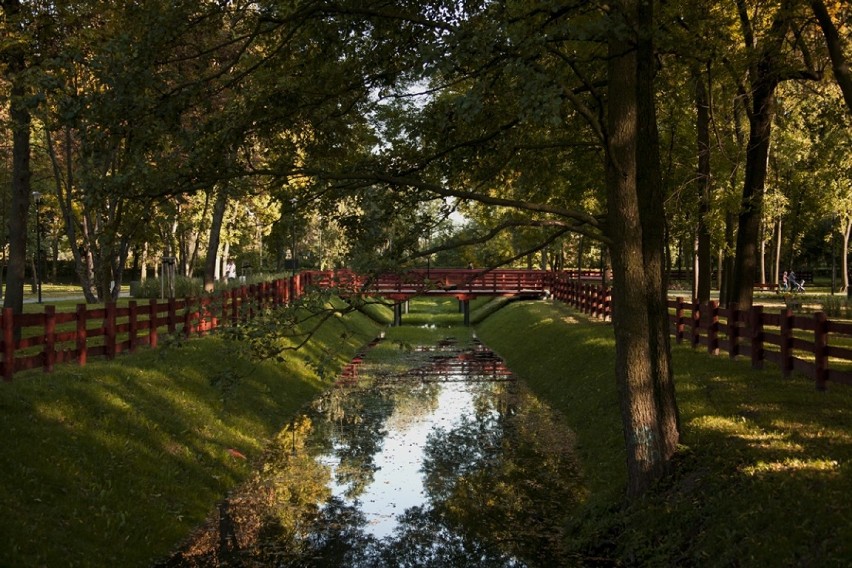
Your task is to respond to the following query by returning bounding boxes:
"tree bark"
[2,0,32,318]
[695,64,712,303]
[606,0,679,498]
[204,188,229,292]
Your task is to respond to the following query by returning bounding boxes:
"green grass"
[0,300,391,567]
[7,292,852,566]
[476,299,852,566]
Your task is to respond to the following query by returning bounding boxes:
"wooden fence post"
[44,305,56,372]
[128,301,138,352]
[2,308,14,381]
[149,299,158,349]
[728,303,740,358]
[691,299,701,349]
[779,307,793,377]
[183,297,193,337]
[105,302,117,360]
[231,288,239,324]
[814,311,828,391]
[168,297,177,334]
[750,305,764,370]
[708,300,719,355]
[76,304,88,367]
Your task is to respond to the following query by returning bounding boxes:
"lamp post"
[32,191,42,304]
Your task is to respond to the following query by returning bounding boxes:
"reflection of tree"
[421,384,586,565]
[372,506,522,568]
[309,356,441,502]
[310,386,396,500]
[159,417,334,566]
[306,496,378,565]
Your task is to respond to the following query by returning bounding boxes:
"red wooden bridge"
[302,268,554,325]
[303,268,553,299]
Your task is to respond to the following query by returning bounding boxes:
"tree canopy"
[4,0,852,495]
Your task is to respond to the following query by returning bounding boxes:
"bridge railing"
[302,268,552,295]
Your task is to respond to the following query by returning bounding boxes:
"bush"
[134,276,204,299]
[820,295,852,319]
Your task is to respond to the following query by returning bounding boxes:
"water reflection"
[160,339,584,567]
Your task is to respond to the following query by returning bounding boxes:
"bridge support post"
[393,303,403,327]
[463,299,470,326]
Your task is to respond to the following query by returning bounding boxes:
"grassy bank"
[0,300,390,567]
[477,300,852,566]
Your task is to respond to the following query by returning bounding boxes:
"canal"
[161,306,585,567]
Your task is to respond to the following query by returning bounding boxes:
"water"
[160,338,584,567]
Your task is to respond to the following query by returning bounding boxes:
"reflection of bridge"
[303,269,553,325]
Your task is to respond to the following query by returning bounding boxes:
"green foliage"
[820,294,852,318]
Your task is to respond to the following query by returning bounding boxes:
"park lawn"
[477,300,852,566]
[0,298,391,567]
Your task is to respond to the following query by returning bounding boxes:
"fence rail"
[1,275,303,382]
[5,269,841,388]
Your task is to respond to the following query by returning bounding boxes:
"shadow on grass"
[0,306,386,567]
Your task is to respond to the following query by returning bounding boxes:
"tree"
[1,0,35,317]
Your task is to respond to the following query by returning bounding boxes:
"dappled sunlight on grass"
[741,457,840,476]
[0,300,388,567]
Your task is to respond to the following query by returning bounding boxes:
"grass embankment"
[0,298,392,567]
[477,300,852,566]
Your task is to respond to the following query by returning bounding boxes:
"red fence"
[551,273,612,320]
[555,277,852,390]
[10,269,840,388]
[1,276,304,382]
[668,297,852,390]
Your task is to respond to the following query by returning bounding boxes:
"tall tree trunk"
[759,219,767,284]
[606,0,679,498]
[695,64,712,303]
[204,188,229,292]
[3,0,32,318]
[636,0,679,476]
[843,218,851,293]
[774,218,782,285]
[731,80,776,310]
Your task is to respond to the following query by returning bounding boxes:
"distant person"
[789,271,805,292]
[781,271,788,292]
[225,259,236,281]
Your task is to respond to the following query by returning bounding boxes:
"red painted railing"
[1,275,303,382]
[14,268,843,389]
[302,268,552,297]
[668,297,852,390]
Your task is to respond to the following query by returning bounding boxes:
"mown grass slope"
[0,300,389,567]
[477,299,852,566]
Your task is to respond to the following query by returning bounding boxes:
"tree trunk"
[731,80,776,310]
[695,64,712,303]
[606,0,679,498]
[2,1,32,318]
[760,219,767,284]
[773,217,781,284]
[843,218,851,293]
[204,188,229,292]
